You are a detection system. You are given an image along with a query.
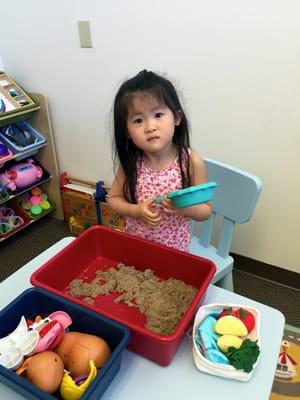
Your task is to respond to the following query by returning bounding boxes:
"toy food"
[218,307,255,333]
[193,304,261,380]
[217,334,243,353]
[215,315,248,337]
[26,351,64,393]
[56,332,111,377]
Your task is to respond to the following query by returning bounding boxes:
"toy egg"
[56,332,111,377]
[26,351,64,393]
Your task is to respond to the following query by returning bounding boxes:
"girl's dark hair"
[113,69,190,203]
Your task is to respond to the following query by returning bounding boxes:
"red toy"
[218,307,255,333]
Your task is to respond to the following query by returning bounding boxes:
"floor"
[1,216,299,327]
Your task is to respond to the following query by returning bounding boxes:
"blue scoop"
[166,181,217,208]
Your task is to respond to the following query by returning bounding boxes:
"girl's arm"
[109,166,162,228]
[162,150,212,221]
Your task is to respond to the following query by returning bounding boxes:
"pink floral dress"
[125,150,191,252]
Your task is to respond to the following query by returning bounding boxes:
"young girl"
[109,70,212,252]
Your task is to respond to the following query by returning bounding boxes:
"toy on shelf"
[0,158,42,192]
[0,140,13,167]
[0,157,50,196]
[0,205,25,236]
[14,187,55,219]
[60,173,125,235]
[0,121,46,160]
[0,183,9,203]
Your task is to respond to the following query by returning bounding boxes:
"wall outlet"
[77,21,93,48]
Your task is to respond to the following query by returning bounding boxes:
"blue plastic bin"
[0,288,130,400]
[0,121,46,160]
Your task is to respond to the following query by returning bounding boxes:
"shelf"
[0,142,46,166]
[0,174,52,206]
[0,92,64,243]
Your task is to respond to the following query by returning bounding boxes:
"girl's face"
[126,92,181,156]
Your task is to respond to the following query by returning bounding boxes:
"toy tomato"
[218,307,255,333]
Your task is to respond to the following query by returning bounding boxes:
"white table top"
[0,237,285,400]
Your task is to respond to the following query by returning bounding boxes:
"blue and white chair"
[189,157,262,291]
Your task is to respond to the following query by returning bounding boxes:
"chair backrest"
[195,156,262,258]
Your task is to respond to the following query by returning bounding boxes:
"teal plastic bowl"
[167,181,218,208]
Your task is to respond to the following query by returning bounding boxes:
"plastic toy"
[0,140,12,167]
[0,310,72,372]
[0,124,38,147]
[155,181,218,208]
[25,351,65,393]
[0,99,5,113]
[17,188,52,218]
[0,158,43,191]
[0,316,39,370]
[0,142,9,156]
[13,329,108,399]
[60,360,97,400]
[0,206,24,235]
[0,183,9,202]
[56,331,111,377]
[27,310,72,353]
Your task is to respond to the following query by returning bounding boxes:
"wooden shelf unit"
[0,93,63,241]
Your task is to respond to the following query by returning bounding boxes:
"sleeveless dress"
[125,150,191,252]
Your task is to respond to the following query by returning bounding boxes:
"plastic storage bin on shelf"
[13,188,55,220]
[0,122,46,160]
[0,287,130,400]
[0,201,30,238]
[31,225,216,366]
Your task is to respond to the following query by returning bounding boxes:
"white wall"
[1,0,299,273]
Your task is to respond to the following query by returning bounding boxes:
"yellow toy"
[60,360,97,400]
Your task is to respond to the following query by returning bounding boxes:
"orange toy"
[56,332,111,377]
[25,351,64,393]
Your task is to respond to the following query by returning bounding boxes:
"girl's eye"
[155,112,164,118]
[133,118,143,124]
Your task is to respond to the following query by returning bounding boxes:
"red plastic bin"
[30,225,216,366]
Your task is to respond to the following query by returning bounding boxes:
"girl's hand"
[136,198,162,228]
[161,197,182,216]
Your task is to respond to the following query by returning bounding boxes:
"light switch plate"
[78,21,93,48]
